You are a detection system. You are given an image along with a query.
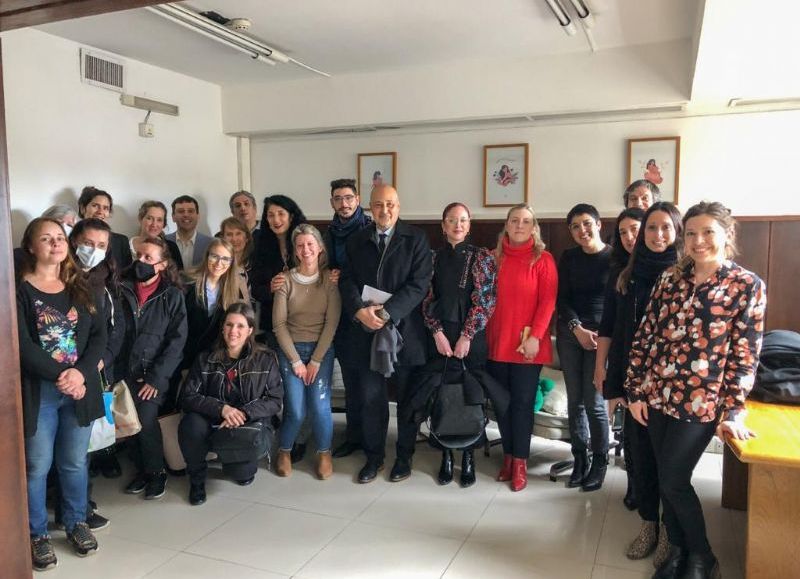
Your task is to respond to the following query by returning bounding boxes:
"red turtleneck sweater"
[486,237,558,364]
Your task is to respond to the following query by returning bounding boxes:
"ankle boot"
[653,545,687,579]
[581,452,608,492]
[276,450,292,477]
[566,451,589,488]
[623,473,638,510]
[510,457,527,492]
[438,450,454,485]
[460,450,476,488]
[681,551,720,579]
[497,454,513,482]
[653,523,671,568]
[626,520,658,560]
[317,451,333,480]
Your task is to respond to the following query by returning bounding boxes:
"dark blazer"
[166,231,214,268]
[17,283,107,437]
[339,219,433,367]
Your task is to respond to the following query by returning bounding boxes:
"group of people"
[17,179,765,579]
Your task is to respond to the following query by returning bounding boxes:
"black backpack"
[752,330,800,405]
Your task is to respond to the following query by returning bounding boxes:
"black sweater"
[556,245,611,331]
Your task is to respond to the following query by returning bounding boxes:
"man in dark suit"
[339,184,433,483]
[166,195,213,269]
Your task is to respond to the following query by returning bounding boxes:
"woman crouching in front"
[179,302,284,505]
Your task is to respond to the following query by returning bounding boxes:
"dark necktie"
[378,233,387,255]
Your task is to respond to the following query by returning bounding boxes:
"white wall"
[2,28,238,243]
[250,109,800,220]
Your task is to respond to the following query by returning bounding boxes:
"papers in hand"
[362,284,393,305]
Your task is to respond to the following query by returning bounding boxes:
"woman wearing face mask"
[625,202,765,579]
[17,218,106,570]
[594,207,645,507]
[486,204,558,492]
[183,239,250,372]
[556,204,612,492]
[272,225,341,479]
[116,237,187,500]
[608,203,683,565]
[421,202,496,487]
[129,201,184,271]
[179,303,283,505]
[250,195,307,349]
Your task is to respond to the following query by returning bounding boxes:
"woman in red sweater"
[486,204,558,491]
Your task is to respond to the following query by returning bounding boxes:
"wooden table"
[725,400,800,579]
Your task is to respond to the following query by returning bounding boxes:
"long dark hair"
[69,217,120,296]
[617,202,683,294]
[20,217,96,313]
[610,207,645,270]
[256,194,307,271]
[211,302,263,359]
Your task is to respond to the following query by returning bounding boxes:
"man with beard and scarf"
[116,236,187,501]
[322,179,373,459]
[605,202,683,567]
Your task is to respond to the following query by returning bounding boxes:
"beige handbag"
[112,379,142,438]
[158,412,187,471]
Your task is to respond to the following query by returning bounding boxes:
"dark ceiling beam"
[0,0,163,32]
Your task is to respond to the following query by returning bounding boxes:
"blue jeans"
[278,343,335,453]
[25,381,91,536]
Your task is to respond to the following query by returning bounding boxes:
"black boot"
[680,551,720,579]
[623,473,638,510]
[459,450,476,488]
[652,545,687,579]
[582,452,608,492]
[566,451,589,488]
[438,450,454,485]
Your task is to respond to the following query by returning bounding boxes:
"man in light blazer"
[166,195,213,269]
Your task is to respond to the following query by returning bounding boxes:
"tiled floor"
[43,418,744,578]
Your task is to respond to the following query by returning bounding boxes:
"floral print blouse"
[624,261,766,423]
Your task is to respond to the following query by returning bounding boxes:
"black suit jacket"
[339,219,432,367]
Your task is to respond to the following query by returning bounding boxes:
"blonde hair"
[673,200,738,281]
[495,204,546,266]
[191,238,243,311]
[291,224,328,285]
[220,216,253,268]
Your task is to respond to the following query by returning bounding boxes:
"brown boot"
[276,450,292,477]
[317,451,333,480]
[626,520,658,560]
[653,523,671,568]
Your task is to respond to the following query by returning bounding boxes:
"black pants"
[178,412,263,483]
[627,411,661,522]
[131,390,166,474]
[648,410,716,554]
[486,361,542,459]
[351,365,419,463]
[340,363,363,446]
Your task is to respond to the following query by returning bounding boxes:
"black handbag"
[427,359,487,449]
[210,419,273,464]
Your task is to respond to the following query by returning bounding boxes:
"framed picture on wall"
[484,143,529,207]
[627,136,681,203]
[357,152,396,195]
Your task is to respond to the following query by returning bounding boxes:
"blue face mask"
[75,244,106,270]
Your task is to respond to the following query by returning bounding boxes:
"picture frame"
[483,143,529,207]
[357,152,396,195]
[627,136,681,204]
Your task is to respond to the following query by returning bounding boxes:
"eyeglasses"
[208,253,233,264]
[445,218,470,225]
[332,194,356,204]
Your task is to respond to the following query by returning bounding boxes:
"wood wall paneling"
[0,39,34,579]
[766,221,800,331]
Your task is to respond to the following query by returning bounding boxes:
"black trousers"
[648,410,716,554]
[486,361,542,459]
[339,363,363,446]
[352,365,420,463]
[131,388,165,474]
[627,411,661,522]
[178,412,262,483]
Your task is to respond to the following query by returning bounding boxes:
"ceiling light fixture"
[544,0,577,36]
[146,3,330,77]
[567,0,595,28]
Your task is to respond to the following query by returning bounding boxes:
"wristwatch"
[567,319,582,332]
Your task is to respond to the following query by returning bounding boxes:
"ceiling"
[36,0,696,86]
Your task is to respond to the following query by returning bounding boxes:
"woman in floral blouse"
[625,201,766,579]
[423,202,496,488]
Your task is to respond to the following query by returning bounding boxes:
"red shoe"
[511,458,527,492]
[497,454,513,482]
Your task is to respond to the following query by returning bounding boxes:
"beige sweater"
[272,270,341,365]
